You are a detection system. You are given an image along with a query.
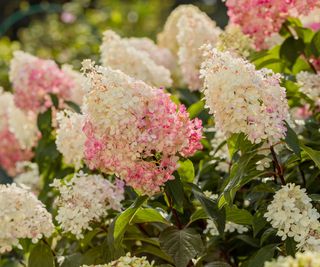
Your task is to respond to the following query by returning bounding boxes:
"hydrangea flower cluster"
[9,51,84,113]
[200,46,289,144]
[226,0,319,49]
[296,71,320,102]
[216,24,253,58]
[264,183,320,251]
[100,30,172,88]
[158,5,221,90]
[82,253,154,267]
[51,172,124,239]
[0,183,54,253]
[56,110,86,169]
[80,61,202,195]
[0,89,36,176]
[264,251,320,267]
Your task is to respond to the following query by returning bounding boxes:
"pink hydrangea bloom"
[226,0,319,49]
[81,61,202,195]
[0,129,33,176]
[9,51,83,112]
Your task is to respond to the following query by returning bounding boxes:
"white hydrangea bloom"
[7,105,38,150]
[14,161,41,194]
[100,30,172,88]
[264,251,320,267]
[126,37,175,71]
[216,24,253,58]
[300,7,320,28]
[81,253,154,267]
[176,7,221,90]
[0,183,54,253]
[62,64,87,106]
[55,110,86,169]
[264,183,320,251]
[296,71,320,102]
[51,172,124,239]
[200,46,289,144]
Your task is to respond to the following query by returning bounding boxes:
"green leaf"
[28,242,55,267]
[191,184,226,234]
[252,211,267,237]
[108,195,148,251]
[188,208,208,226]
[178,159,195,183]
[187,100,205,119]
[280,37,305,68]
[301,144,320,169]
[285,237,297,257]
[136,244,174,264]
[310,194,320,202]
[131,208,170,225]
[311,31,320,57]
[159,227,204,267]
[165,175,184,212]
[61,253,83,267]
[285,121,301,157]
[247,244,278,267]
[205,262,231,267]
[226,205,253,225]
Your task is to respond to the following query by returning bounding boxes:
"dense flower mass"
[296,71,320,102]
[51,172,124,239]
[200,46,288,144]
[100,30,172,88]
[56,110,86,169]
[226,0,319,49]
[0,183,54,253]
[9,51,83,112]
[264,251,320,267]
[158,4,221,90]
[0,89,35,175]
[82,253,154,267]
[81,61,202,195]
[264,183,320,251]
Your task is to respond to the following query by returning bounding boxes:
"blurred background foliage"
[0,0,228,88]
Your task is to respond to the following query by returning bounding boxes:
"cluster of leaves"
[1,16,320,267]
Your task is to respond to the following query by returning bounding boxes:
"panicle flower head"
[82,253,154,267]
[51,172,124,239]
[200,46,288,144]
[56,110,86,169]
[158,4,221,90]
[0,89,35,176]
[126,37,175,71]
[296,71,320,102]
[9,51,82,112]
[264,183,320,251]
[0,183,54,253]
[100,30,172,88]
[264,251,320,267]
[216,24,254,58]
[81,61,202,195]
[226,0,319,49]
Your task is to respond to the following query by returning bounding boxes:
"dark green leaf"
[165,175,184,212]
[285,121,301,157]
[311,31,320,57]
[28,242,55,267]
[226,205,253,225]
[285,237,297,257]
[159,227,204,267]
[301,144,320,169]
[247,244,278,267]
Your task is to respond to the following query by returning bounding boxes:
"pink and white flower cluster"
[0,89,37,176]
[77,61,202,195]
[9,51,84,113]
[200,46,289,144]
[226,0,320,49]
